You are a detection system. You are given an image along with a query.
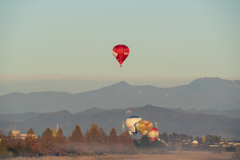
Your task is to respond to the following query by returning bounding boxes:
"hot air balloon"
[112,44,129,67]
[126,116,142,135]
[148,127,159,141]
[136,120,153,136]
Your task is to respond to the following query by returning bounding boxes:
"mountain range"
[0,77,239,114]
[0,105,239,139]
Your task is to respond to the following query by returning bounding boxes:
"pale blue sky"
[0,0,240,78]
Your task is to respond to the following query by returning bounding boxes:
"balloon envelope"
[126,116,142,135]
[136,120,153,136]
[112,44,129,67]
[148,127,159,139]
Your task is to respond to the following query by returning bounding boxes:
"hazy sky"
[0,1,240,80]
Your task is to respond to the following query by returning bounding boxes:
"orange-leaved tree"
[68,125,84,155]
[4,131,18,148]
[107,128,120,154]
[119,131,135,153]
[68,125,84,143]
[85,130,92,143]
[24,128,41,156]
[40,128,57,156]
[90,123,102,144]
[99,127,108,144]
[56,128,68,156]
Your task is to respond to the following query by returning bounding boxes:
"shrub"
[7,147,19,157]
[69,145,76,155]
[226,146,236,152]
[80,150,95,156]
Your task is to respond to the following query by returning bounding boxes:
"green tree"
[7,147,19,157]
[159,132,168,142]
[151,140,166,148]
[169,132,178,142]
[211,135,221,144]
[15,140,23,156]
[135,135,166,151]
[139,135,151,149]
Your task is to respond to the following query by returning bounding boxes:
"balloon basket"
[120,65,122,67]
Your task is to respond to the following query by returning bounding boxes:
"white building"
[11,130,37,140]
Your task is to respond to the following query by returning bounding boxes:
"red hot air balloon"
[148,127,159,142]
[112,44,130,67]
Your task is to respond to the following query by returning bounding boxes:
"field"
[11,151,235,160]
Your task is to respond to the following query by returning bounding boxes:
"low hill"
[169,108,240,119]
[75,107,123,115]
[0,112,43,122]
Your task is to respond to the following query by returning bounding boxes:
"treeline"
[0,124,136,158]
[159,132,221,144]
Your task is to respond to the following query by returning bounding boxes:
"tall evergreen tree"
[56,128,68,156]
[90,123,102,143]
[56,128,66,143]
[40,128,57,156]
[24,128,41,156]
[119,131,135,153]
[120,131,134,146]
[99,127,108,144]
[68,125,84,143]
[85,130,92,143]
[108,128,119,145]
[107,128,120,154]
[27,128,34,135]
[68,125,84,155]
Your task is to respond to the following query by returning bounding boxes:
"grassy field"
[10,151,235,160]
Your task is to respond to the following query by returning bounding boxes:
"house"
[11,130,37,140]
[234,141,240,146]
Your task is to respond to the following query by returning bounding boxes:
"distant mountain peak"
[195,77,222,81]
[117,81,129,85]
[189,77,224,85]
[56,110,72,115]
[108,81,130,88]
